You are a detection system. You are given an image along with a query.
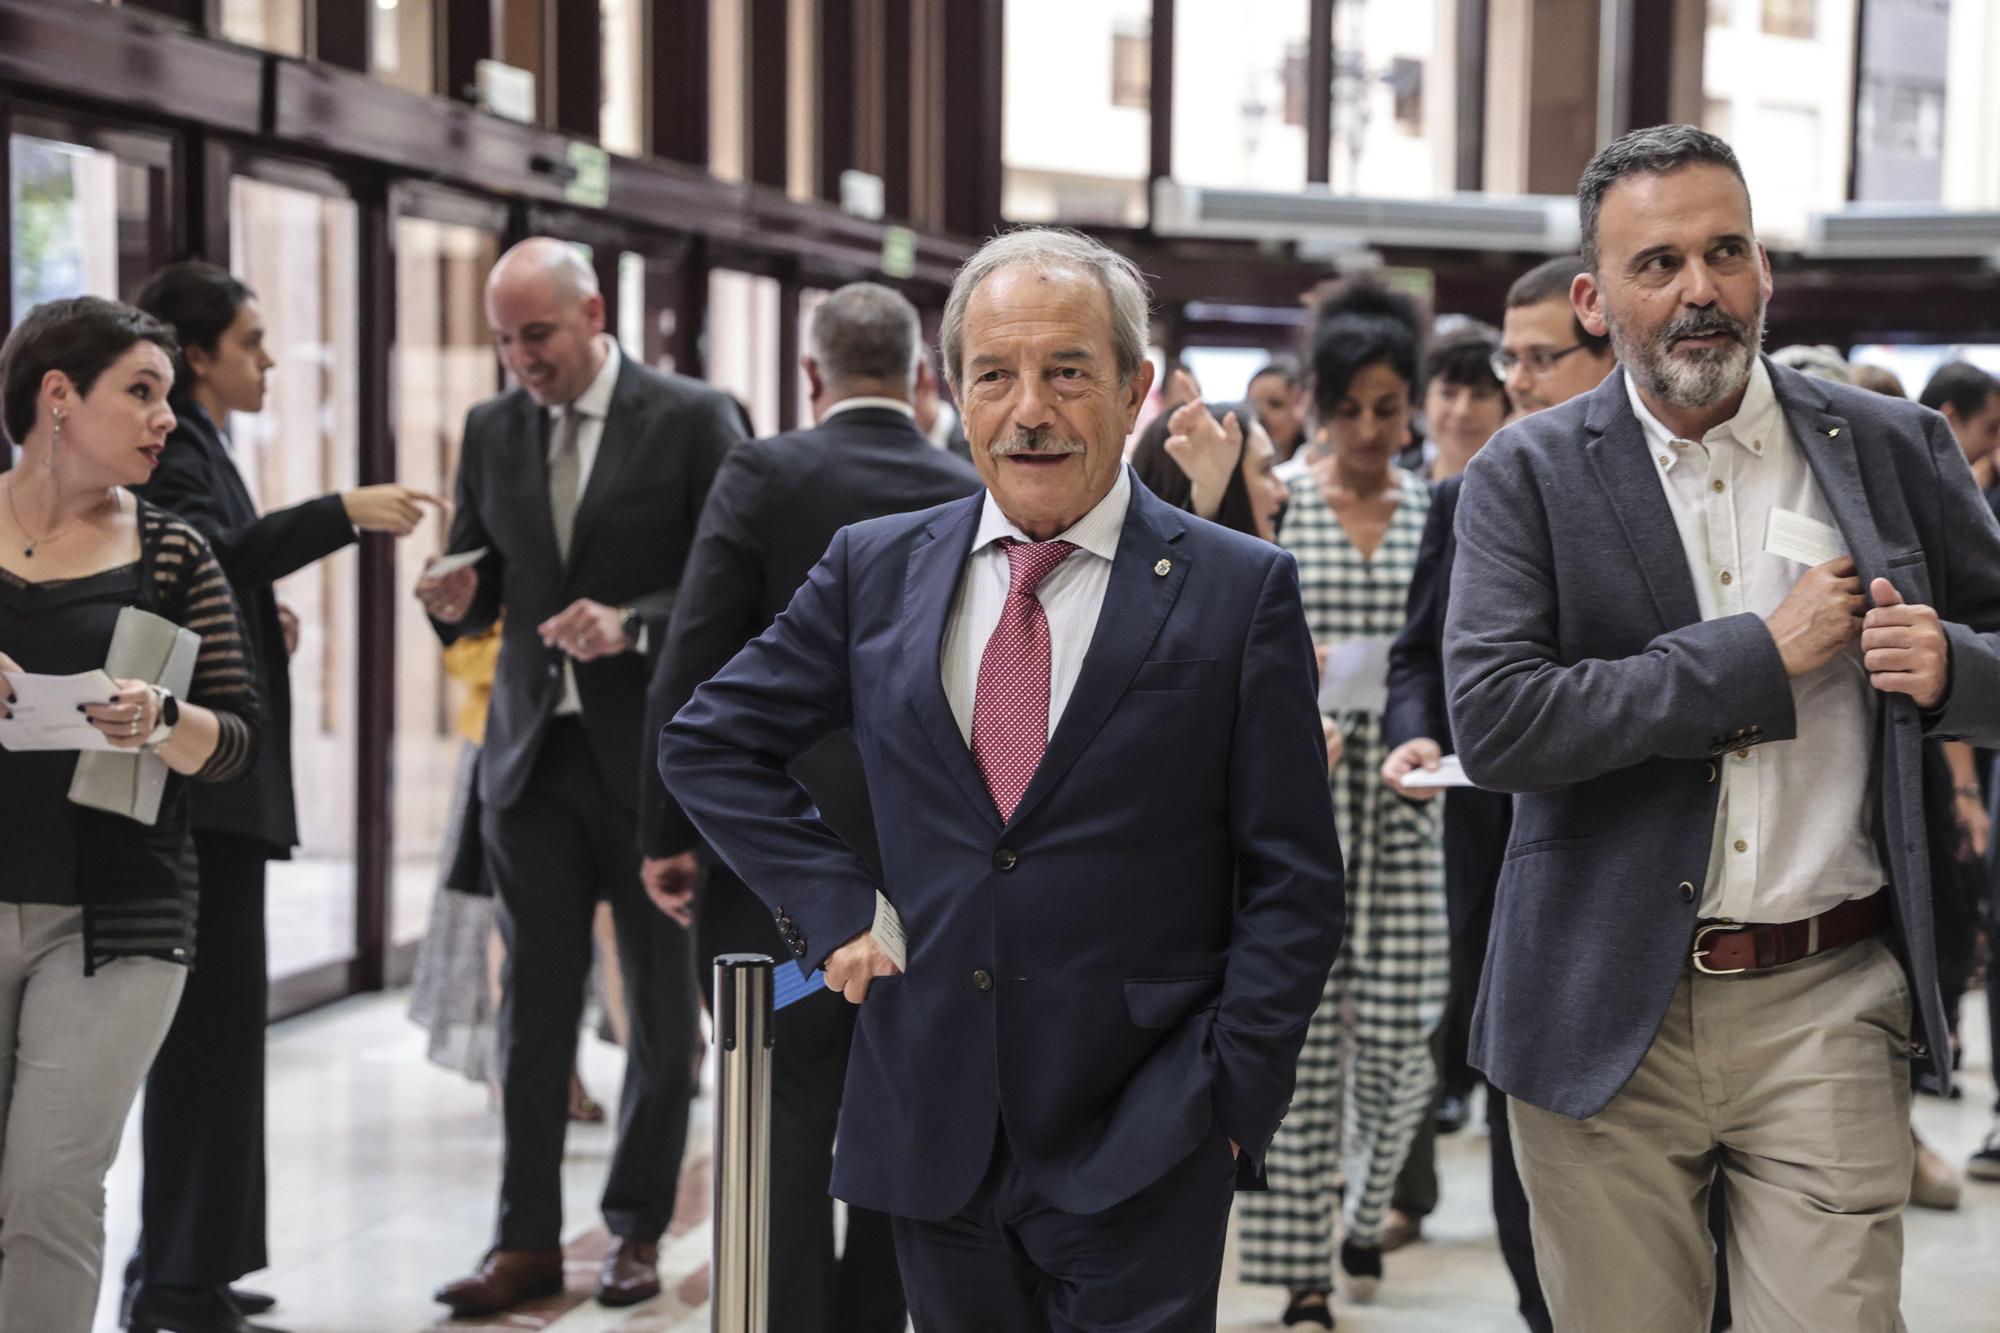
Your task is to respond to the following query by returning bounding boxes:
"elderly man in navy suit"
[1447,125,2000,1330]
[660,228,1344,1329]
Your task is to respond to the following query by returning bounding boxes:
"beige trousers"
[0,904,186,1333]
[1509,936,1914,1333]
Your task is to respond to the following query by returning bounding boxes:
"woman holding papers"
[126,260,436,1333]
[1237,280,1449,1326]
[0,296,260,1333]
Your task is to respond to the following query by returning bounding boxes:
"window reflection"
[371,0,435,97]
[602,0,645,155]
[392,216,502,949]
[1002,0,1151,225]
[9,132,171,324]
[1172,1,1310,193]
[1703,0,1856,240]
[230,176,362,982]
[705,270,781,436]
[1327,0,1444,198]
[219,0,305,56]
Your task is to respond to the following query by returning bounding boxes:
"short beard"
[1608,297,1766,412]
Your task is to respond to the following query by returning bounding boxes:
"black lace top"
[0,500,260,971]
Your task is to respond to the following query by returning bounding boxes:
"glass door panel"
[705,269,782,435]
[229,176,364,985]
[390,211,503,952]
[8,120,176,323]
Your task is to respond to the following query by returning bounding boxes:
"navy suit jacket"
[1446,358,2000,1119]
[659,475,1345,1220]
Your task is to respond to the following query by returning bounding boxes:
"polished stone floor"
[94,990,1998,1331]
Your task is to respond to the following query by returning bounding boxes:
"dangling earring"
[48,409,62,470]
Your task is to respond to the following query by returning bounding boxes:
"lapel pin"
[1827,427,1840,437]
[1154,558,1171,577]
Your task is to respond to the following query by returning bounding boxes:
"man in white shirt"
[418,239,746,1318]
[660,229,1344,1328]
[1445,125,2000,1330]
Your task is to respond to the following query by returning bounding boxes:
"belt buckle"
[1691,923,1749,976]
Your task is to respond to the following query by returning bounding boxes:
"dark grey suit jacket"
[436,353,745,816]
[1445,357,2000,1118]
[638,405,981,859]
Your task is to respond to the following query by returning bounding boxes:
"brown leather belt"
[1689,892,1890,976]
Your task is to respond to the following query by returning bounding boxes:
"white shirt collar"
[1626,356,1780,474]
[555,338,621,421]
[971,464,1131,564]
[822,395,916,421]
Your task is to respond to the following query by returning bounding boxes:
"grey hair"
[1770,344,1856,386]
[1578,125,1750,273]
[808,282,921,389]
[939,227,1151,396]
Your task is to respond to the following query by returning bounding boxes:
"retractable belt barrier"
[712,954,774,1332]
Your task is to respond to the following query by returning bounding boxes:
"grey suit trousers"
[0,904,185,1333]
[1509,936,1913,1333]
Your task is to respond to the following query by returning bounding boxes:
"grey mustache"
[1667,311,1746,345]
[989,427,1086,458]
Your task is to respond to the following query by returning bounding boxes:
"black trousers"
[483,718,700,1251]
[699,863,905,1333]
[133,830,271,1289]
[892,1123,1235,1332]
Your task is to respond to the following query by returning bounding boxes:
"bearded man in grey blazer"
[1446,125,2000,1330]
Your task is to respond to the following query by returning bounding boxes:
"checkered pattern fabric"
[972,538,1078,820]
[1239,469,1451,1288]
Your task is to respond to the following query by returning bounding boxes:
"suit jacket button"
[973,969,994,991]
[993,848,1018,872]
[1678,881,1696,903]
[546,662,561,679]
[792,939,808,958]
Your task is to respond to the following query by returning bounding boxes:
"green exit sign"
[566,142,610,209]
[881,226,917,279]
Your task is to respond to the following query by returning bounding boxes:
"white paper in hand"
[872,892,909,971]
[1398,755,1473,790]
[1318,635,1395,715]
[1764,508,1846,568]
[0,669,121,752]
[425,547,489,578]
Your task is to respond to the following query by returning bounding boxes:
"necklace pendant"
[22,546,32,558]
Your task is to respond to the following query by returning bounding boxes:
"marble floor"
[94,991,1999,1332]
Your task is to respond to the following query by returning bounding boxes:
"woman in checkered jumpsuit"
[1238,284,1450,1323]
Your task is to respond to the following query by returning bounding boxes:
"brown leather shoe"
[433,1248,565,1316]
[597,1237,661,1307]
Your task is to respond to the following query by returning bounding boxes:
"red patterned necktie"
[972,537,1080,820]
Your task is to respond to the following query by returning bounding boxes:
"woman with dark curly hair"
[1236,280,1449,1326]
[0,295,260,1332]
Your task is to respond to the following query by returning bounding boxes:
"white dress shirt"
[1626,359,1884,923]
[940,466,1131,745]
[823,395,917,422]
[550,339,623,716]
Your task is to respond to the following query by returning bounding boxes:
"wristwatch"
[618,606,642,647]
[144,685,180,749]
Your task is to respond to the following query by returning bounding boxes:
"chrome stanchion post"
[712,954,774,1332]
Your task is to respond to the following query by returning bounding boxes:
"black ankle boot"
[126,1283,287,1333]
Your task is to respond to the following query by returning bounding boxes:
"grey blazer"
[1445,356,2000,1119]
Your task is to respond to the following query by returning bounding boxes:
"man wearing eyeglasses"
[1495,255,1617,418]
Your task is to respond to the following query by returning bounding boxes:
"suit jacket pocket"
[1129,658,1215,692]
[1124,974,1224,1028]
[1503,834,1592,862]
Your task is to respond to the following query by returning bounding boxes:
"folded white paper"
[872,892,909,971]
[1398,755,1473,790]
[1318,635,1395,715]
[1764,507,1846,568]
[425,547,489,578]
[0,669,122,752]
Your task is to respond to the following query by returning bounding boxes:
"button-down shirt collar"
[1626,356,1779,473]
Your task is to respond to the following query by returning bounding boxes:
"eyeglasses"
[1491,343,1588,380]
